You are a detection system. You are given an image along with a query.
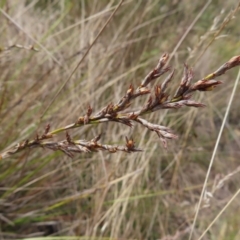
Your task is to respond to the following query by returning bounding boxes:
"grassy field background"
[0,0,240,239]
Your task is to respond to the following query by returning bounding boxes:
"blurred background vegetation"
[0,0,240,239]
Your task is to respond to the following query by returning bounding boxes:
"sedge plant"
[1,53,240,160]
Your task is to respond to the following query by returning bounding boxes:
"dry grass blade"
[198,188,240,240]
[189,66,240,240]
[0,8,62,66]
[40,0,124,119]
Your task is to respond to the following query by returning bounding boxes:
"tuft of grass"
[0,0,240,239]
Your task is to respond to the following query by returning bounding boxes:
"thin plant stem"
[189,67,240,240]
[198,188,240,240]
[41,0,124,119]
[168,0,212,63]
[0,8,62,67]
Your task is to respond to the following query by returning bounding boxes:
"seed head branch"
[0,54,240,159]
